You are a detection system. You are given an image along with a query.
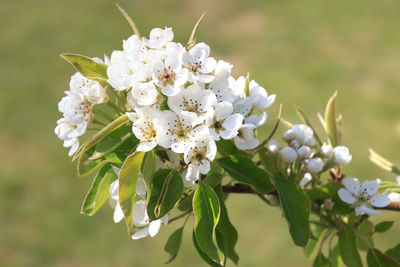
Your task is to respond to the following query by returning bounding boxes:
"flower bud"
[320,144,333,158]
[282,129,295,142]
[281,146,298,163]
[303,136,317,147]
[306,158,324,173]
[267,140,280,154]
[298,145,312,159]
[324,198,334,210]
[299,173,312,188]
[333,146,352,165]
[292,124,313,142]
[290,139,300,149]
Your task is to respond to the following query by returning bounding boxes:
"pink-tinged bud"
[281,146,298,163]
[320,144,333,158]
[304,136,317,147]
[290,139,300,149]
[298,145,312,159]
[324,198,334,210]
[306,158,324,173]
[267,140,280,154]
[299,173,312,188]
[282,129,295,142]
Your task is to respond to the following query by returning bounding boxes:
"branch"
[222,184,400,212]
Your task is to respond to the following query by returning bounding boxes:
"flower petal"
[338,188,356,204]
[361,178,381,197]
[355,204,380,216]
[369,193,391,208]
[148,220,162,237]
[343,177,361,196]
[132,227,149,240]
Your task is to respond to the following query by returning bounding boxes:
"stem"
[168,210,191,224]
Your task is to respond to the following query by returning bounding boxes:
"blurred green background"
[1,0,400,266]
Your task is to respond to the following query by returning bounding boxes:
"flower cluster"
[55,71,107,156]
[267,124,352,187]
[107,27,275,182]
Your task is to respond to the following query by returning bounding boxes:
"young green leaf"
[331,244,343,267]
[217,155,274,194]
[313,252,330,267]
[304,226,326,259]
[147,169,184,220]
[77,150,103,177]
[186,13,206,50]
[164,228,184,264]
[118,151,145,233]
[386,243,400,263]
[273,177,311,247]
[375,221,394,233]
[192,230,222,267]
[73,114,130,161]
[60,53,108,80]
[367,248,400,267]
[338,223,363,267]
[369,148,400,175]
[141,150,156,195]
[116,3,141,39]
[90,126,134,160]
[193,182,225,265]
[324,91,340,146]
[215,185,239,265]
[81,164,117,216]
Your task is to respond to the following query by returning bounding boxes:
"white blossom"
[320,144,333,158]
[206,102,243,141]
[292,124,313,143]
[248,80,276,109]
[183,42,216,83]
[70,72,107,104]
[282,129,296,142]
[130,81,159,106]
[234,124,259,150]
[333,146,352,165]
[298,145,312,159]
[338,177,391,216]
[143,27,173,49]
[300,173,312,188]
[267,140,280,154]
[184,135,217,181]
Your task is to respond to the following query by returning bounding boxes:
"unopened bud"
[290,139,300,149]
[306,158,324,173]
[281,146,298,163]
[267,140,280,154]
[324,198,334,210]
[304,136,317,147]
[298,145,312,159]
[333,146,352,166]
[299,173,312,188]
[320,144,333,158]
[282,129,295,142]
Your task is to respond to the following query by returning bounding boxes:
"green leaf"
[147,169,184,220]
[375,221,394,233]
[77,150,103,177]
[60,53,108,81]
[216,140,248,157]
[367,248,400,267]
[192,230,222,267]
[331,244,343,267]
[90,126,134,160]
[386,243,400,262]
[73,114,131,161]
[273,177,310,246]
[217,155,274,194]
[141,150,156,196]
[81,164,117,216]
[357,220,374,252]
[164,228,183,264]
[177,192,194,212]
[203,172,223,188]
[215,185,239,264]
[294,105,323,146]
[193,182,224,265]
[313,252,330,267]
[324,91,340,147]
[338,223,363,267]
[305,225,326,259]
[307,183,340,201]
[369,149,400,176]
[118,151,145,233]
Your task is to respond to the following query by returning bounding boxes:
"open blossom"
[234,124,259,150]
[338,177,391,216]
[183,42,216,83]
[248,80,276,109]
[70,72,107,104]
[206,102,243,141]
[127,108,160,152]
[184,134,217,181]
[143,27,173,49]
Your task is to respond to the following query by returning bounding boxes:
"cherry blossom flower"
[338,177,391,216]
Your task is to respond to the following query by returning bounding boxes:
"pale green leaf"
[324,91,340,146]
[338,223,363,267]
[60,53,108,80]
